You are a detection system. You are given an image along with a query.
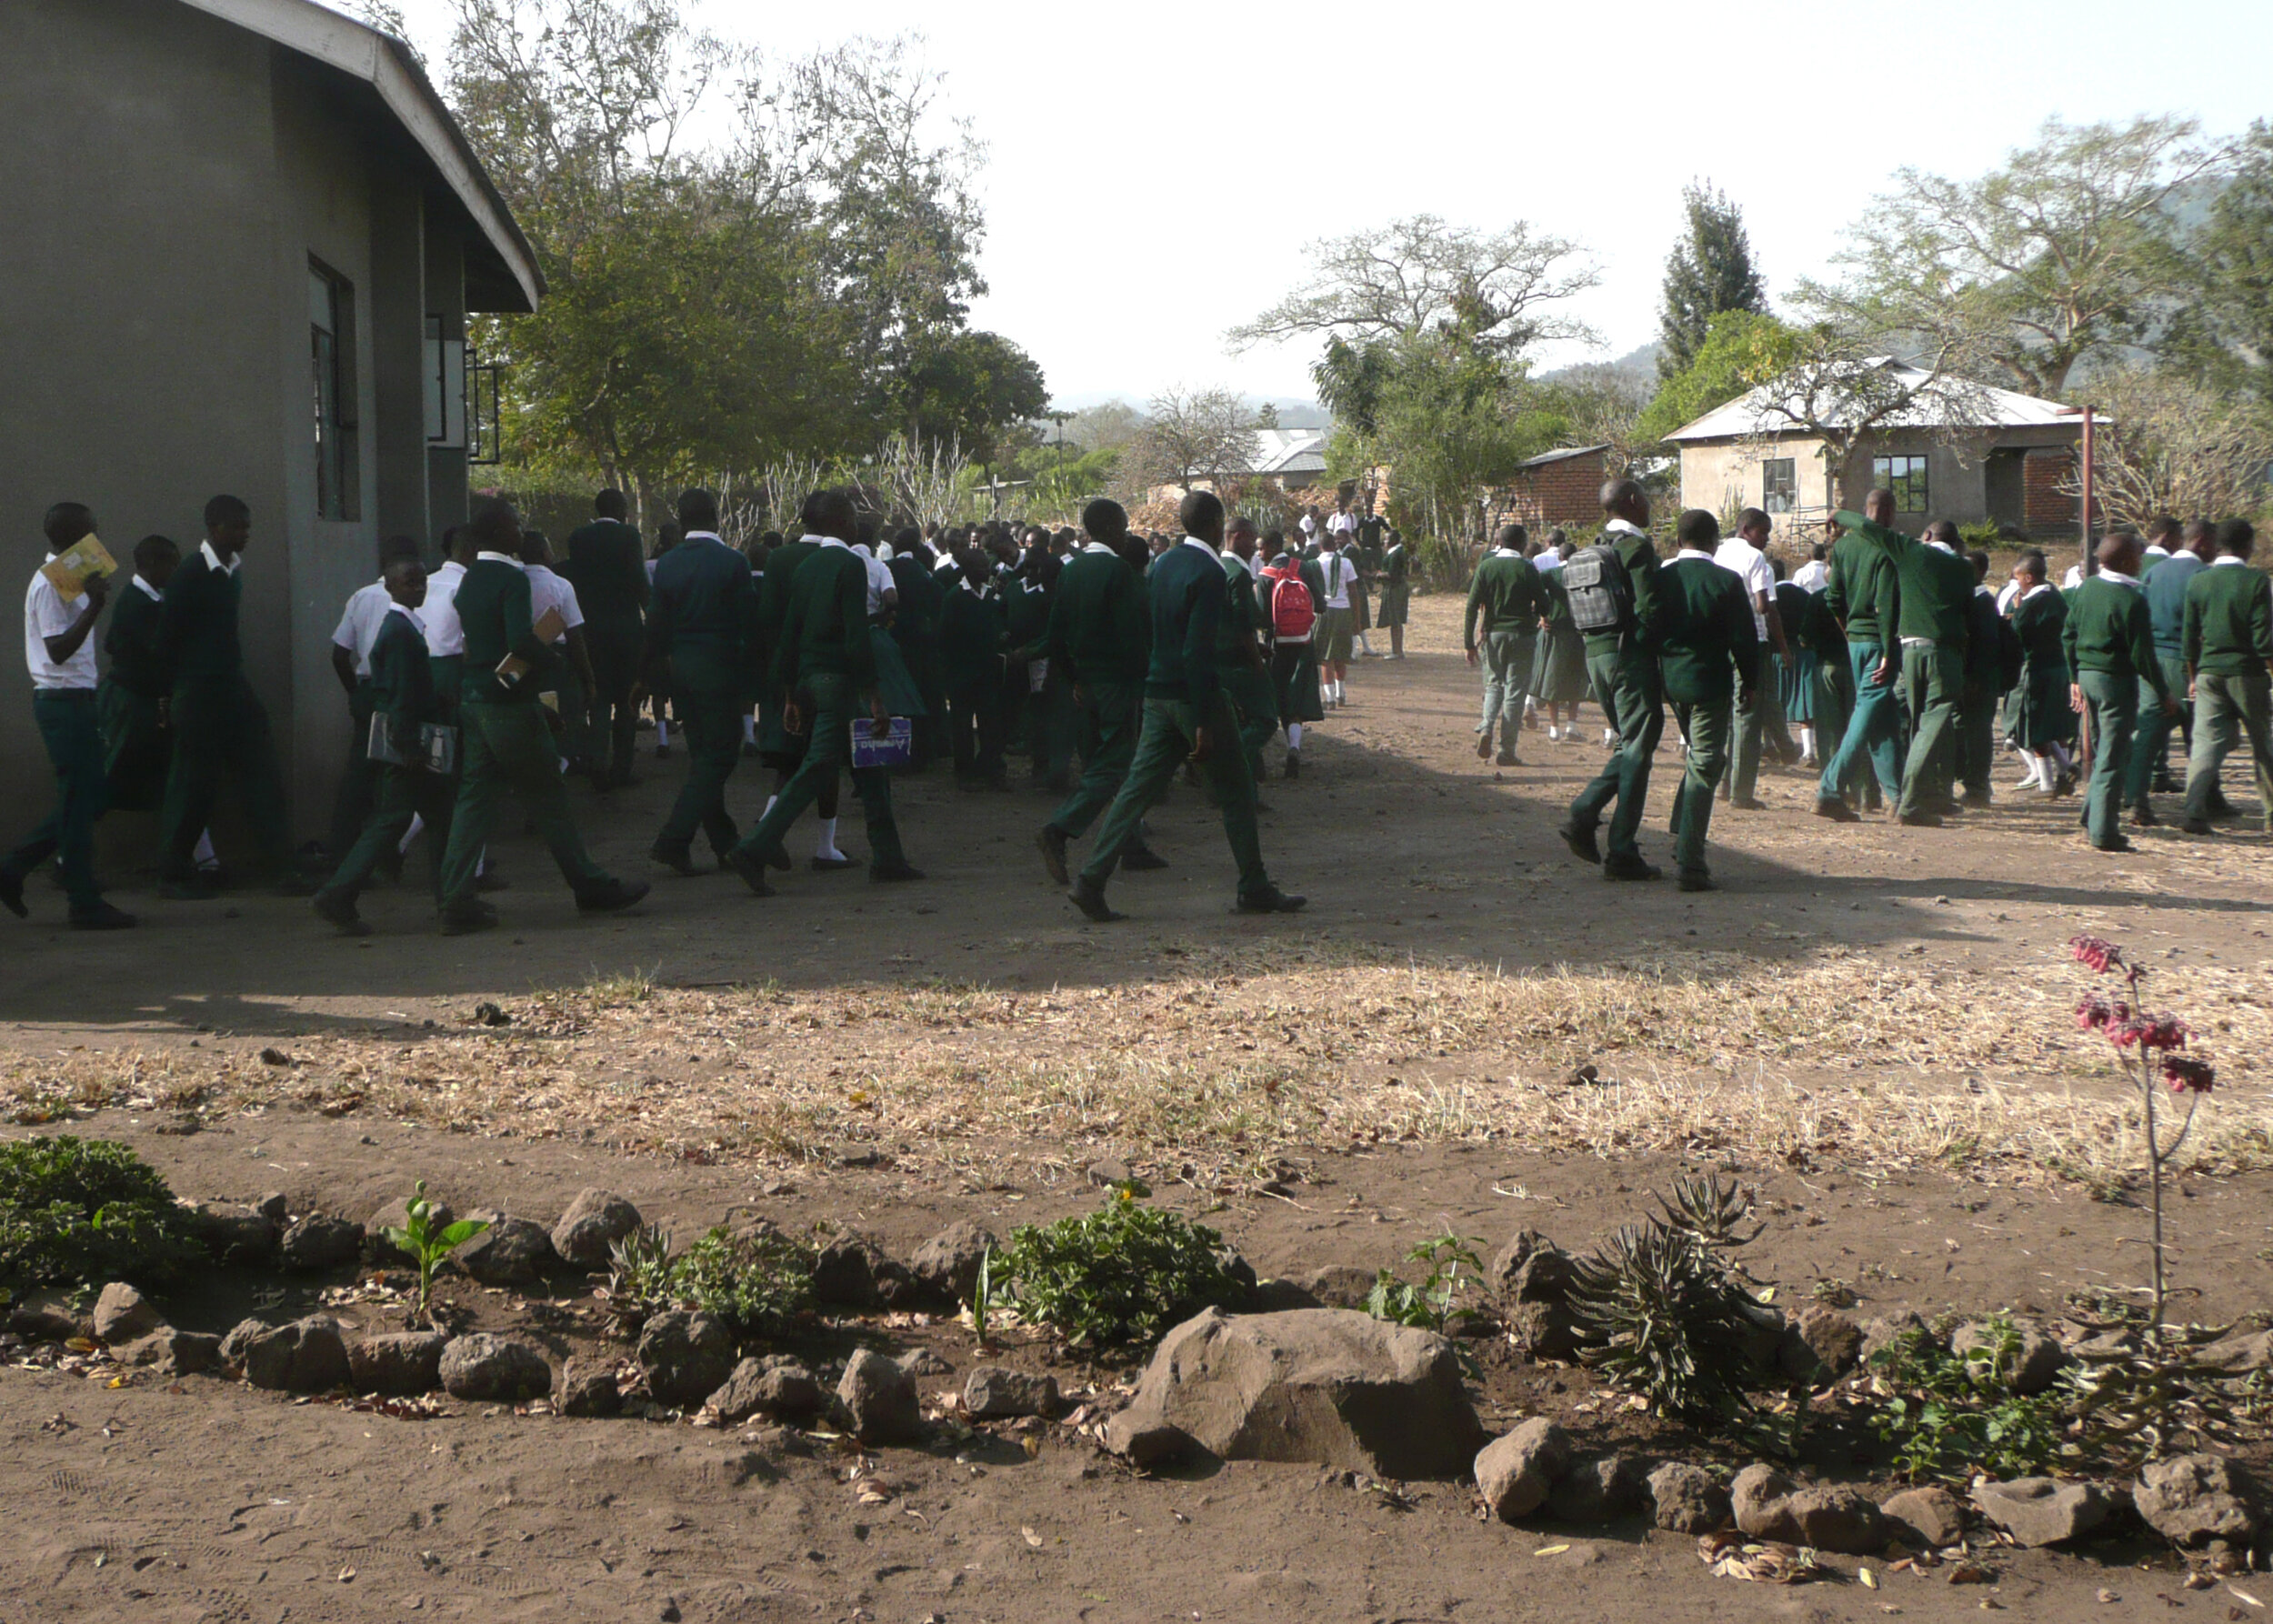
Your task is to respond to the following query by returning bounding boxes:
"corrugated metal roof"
[1243,428,1331,476]
[1667,360,2078,443]
[1515,444,1610,470]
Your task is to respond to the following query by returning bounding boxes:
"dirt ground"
[3,594,2271,1623]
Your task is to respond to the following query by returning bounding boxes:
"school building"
[0,0,540,826]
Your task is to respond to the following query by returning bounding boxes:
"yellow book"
[494,606,569,689]
[41,536,117,599]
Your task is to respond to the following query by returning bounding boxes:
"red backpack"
[1269,570,1317,640]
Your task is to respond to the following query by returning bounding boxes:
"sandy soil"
[3,595,2269,1622]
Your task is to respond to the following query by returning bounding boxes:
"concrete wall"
[1678,424,2087,540]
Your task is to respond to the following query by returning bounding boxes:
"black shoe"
[1233,887,1307,914]
[1961,794,1993,810]
[157,877,221,901]
[475,868,511,893]
[1895,810,1944,827]
[1495,749,1522,767]
[811,854,858,872]
[655,743,672,758]
[1067,881,1125,922]
[440,903,498,937]
[1253,799,1275,815]
[576,877,650,914]
[312,890,371,937]
[1813,797,1861,823]
[723,847,776,897]
[1602,855,1662,882]
[1120,846,1169,873]
[69,902,137,930]
[2153,775,2179,796]
[870,861,926,883]
[1677,869,1717,894]
[2097,837,2138,854]
[2051,772,2076,798]
[2129,807,2159,829]
[1036,826,1070,887]
[2178,817,2216,835]
[764,839,792,872]
[0,869,24,919]
[1476,733,1494,761]
[1283,751,1300,781]
[650,842,703,877]
[1558,823,1602,866]
[2208,795,2241,820]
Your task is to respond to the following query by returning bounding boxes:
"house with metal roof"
[2,0,541,825]
[1665,359,2085,537]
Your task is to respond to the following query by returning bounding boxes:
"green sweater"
[1824,530,1900,647]
[562,517,647,637]
[369,606,439,756]
[155,548,244,686]
[2062,575,2168,700]
[644,534,749,686]
[1218,554,1267,664]
[1580,525,1666,659]
[1840,513,1970,647]
[1463,549,1548,648]
[1656,554,1761,705]
[771,542,875,690]
[1143,538,1230,710]
[940,582,1005,688]
[1043,546,1147,684]
[2142,551,2206,657]
[2012,586,2068,681]
[104,581,168,699]
[456,555,540,705]
[2183,560,2273,676]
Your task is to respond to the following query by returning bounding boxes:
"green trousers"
[585,621,643,783]
[328,682,378,860]
[1812,656,1864,803]
[657,647,744,857]
[1478,628,1537,741]
[1723,676,1783,803]
[1570,646,1664,862]
[97,681,167,811]
[2126,653,2191,812]
[1225,666,1280,796]
[1047,679,1144,839]
[319,761,456,904]
[1895,641,1963,817]
[4,690,109,910]
[1958,681,1998,803]
[1078,694,1270,898]
[731,670,906,875]
[1820,642,1902,806]
[2186,669,2273,827]
[2076,669,2139,849]
[160,677,290,882]
[439,701,609,910]
[1669,697,1733,877]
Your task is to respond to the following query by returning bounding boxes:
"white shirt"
[2062,565,2086,590]
[1082,540,1116,557]
[1673,547,1717,563]
[1997,579,2022,613]
[1327,511,1357,536]
[2210,555,2250,567]
[849,543,895,617]
[1534,552,1563,575]
[1713,537,1774,637]
[423,559,466,658]
[25,557,96,690]
[386,600,426,637]
[526,563,583,641]
[1180,535,1218,556]
[1318,551,1357,609]
[1792,558,1831,594]
[331,578,393,677]
[2098,567,2140,590]
[2145,544,2171,560]
[1603,518,1647,540]
[2021,582,2055,604]
[199,540,241,576]
[1297,516,1316,536]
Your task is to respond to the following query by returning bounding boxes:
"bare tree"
[2068,367,2273,524]
[1128,386,1258,492]
[878,433,974,530]
[1226,215,1599,356]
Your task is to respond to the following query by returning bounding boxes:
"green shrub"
[1862,1321,2075,1482]
[606,1224,816,1342]
[997,1194,1247,1348]
[0,1136,200,1289]
[1366,1230,1486,1335]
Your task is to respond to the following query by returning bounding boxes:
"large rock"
[1731,1464,1801,1541]
[348,1331,446,1395]
[93,1282,165,1344]
[233,1316,351,1393]
[908,1220,996,1307]
[556,1364,622,1418]
[439,1333,551,1402]
[1972,1478,2115,1547]
[964,1366,1061,1420]
[2134,1455,2266,1547]
[1648,1463,1730,1534]
[6,1288,90,1342]
[1288,1266,1378,1312]
[636,1310,736,1409]
[1101,1409,1192,1468]
[114,1328,219,1376]
[2194,1330,2273,1376]
[1785,1485,1893,1554]
[456,1215,556,1285]
[1489,1232,1581,1361]
[1952,1318,2068,1395]
[188,1200,276,1264]
[813,1234,918,1310]
[707,1356,826,1425]
[1547,1453,1647,1522]
[1882,1485,1967,1549]
[550,1188,643,1269]
[837,1348,923,1444]
[279,1214,365,1272]
[1119,1308,1485,1480]
[1791,1306,1864,1378]
[1476,1418,1573,1522]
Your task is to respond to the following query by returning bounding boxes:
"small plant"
[1863,1322,2074,1483]
[967,1244,996,1348]
[1567,1216,1775,1429]
[2070,933,2216,1332]
[665,1226,816,1340]
[996,1192,1246,1349]
[382,1180,486,1325]
[0,1136,200,1289]
[602,1223,676,1335]
[1366,1230,1486,1335]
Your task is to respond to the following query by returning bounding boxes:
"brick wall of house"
[1491,451,1607,535]
[2023,447,2095,536]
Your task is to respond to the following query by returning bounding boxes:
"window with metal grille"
[309,261,359,520]
[1763,457,1797,514]
[1871,454,1929,514]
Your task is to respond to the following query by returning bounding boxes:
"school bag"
[1270,571,1317,640]
[1563,541,1636,637]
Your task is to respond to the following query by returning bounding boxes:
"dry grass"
[5,937,2267,1190]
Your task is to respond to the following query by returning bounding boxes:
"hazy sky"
[387,0,2273,409]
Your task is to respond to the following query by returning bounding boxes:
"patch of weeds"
[1811,1278,1859,1308]
[996,1192,1247,1349]
[606,1224,815,1342]
[381,1179,487,1325]
[586,966,660,1007]
[1367,1230,1486,1335]
[1860,1320,2074,1483]
[0,1136,200,1289]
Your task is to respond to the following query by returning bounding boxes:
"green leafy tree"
[2168,120,2273,409]
[903,330,1048,466]
[1658,182,1767,380]
[1637,310,1804,443]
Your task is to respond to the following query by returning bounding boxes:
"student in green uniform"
[1957,549,2009,807]
[2008,551,2077,794]
[155,495,311,897]
[941,542,1009,789]
[562,488,649,791]
[1376,529,1411,659]
[3,502,134,928]
[2128,518,2215,825]
[724,489,922,893]
[1263,533,1326,777]
[1035,499,1167,884]
[327,535,424,862]
[1560,479,1667,880]
[1464,525,1548,766]
[1657,511,1761,893]
[2063,529,2178,853]
[1814,498,1905,822]
[435,498,648,933]
[643,488,750,876]
[99,534,179,814]
[1065,491,1305,923]
[886,529,946,770]
[312,556,458,933]
[1844,505,1975,826]
[2179,518,2273,833]
[1529,534,1589,740]
[1218,516,1281,807]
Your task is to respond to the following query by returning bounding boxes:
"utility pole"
[2060,403,2097,575]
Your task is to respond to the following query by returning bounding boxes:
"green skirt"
[1377,582,1410,628]
[1271,642,1325,723]
[869,626,929,718]
[2016,665,2078,748]
[1780,650,1819,724]
[1529,624,1589,705]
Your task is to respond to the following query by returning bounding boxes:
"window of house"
[1871,454,1929,514]
[310,261,359,520]
[1762,457,1797,514]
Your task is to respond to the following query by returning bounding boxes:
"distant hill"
[1541,341,1661,387]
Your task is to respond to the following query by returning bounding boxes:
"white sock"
[1287,724,1304,751]
[477,846,491,877]
[815,817,844,861]
[193,829,217,868]
[1798,726,1815,759]
[763,795,779,818]
[742,715,756,743]
[400,813,425,854]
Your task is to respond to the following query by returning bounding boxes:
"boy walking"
[644,488,750,876]
[1465,525,1548,766]
[1658,510,1761,893]
[2179,519,2273,834]
[2064,530,2177,853]
[562,489,648,790]
[1561,479,1667,880]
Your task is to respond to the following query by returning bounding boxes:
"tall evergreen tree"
[1658,183,1767,381]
